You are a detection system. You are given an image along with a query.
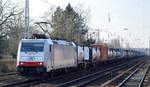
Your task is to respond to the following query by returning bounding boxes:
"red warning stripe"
[19,62,43,66]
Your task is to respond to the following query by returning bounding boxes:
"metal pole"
[149,37,150,56]
[25,0,29,39]
[98,29,100,43]
[118,35,120,48]
[90,34,92,40]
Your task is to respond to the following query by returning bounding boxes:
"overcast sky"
[25,0,149,48]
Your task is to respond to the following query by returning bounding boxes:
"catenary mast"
[25,0,29,38]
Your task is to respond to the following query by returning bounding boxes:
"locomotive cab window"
[21,42,44,52]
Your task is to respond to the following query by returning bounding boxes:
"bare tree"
[0,0,22,38]
[0,0,25,58]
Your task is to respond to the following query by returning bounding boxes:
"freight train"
[16,39,145,75]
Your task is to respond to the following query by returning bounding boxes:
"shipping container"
[77,46,84,63]
[83,46,90,61]
[92,45,108,61]
[89,47,97,62]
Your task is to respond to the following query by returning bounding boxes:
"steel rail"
[138,64,150,87]
[0,72,16,76]
[77,59,146,87]
[56,63,125,87]
[117,62,149,87]
[12,60,137,87]
[0,58,144,87]
[76,65,127,87]
[99,60,146,87]
[16,58,143,87]
[56,59,142,87]
[0,79,31,87]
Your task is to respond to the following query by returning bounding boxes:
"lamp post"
[123,28,129,49]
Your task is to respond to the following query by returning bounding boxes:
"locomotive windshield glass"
[21,42,44,52]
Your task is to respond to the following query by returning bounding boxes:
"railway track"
[117,60,150,87]
[0,72,16,76]
[0,74,28,87]
[0,72,25,83]
[0,72,16,80]
[0,63,126,87]
[100,57,150,87]
[0,57,145,87]
[56,65,126,87]
[56,58,145,87]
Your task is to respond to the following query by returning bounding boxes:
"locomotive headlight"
[20,62,24,65]
[39,62,43,65]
